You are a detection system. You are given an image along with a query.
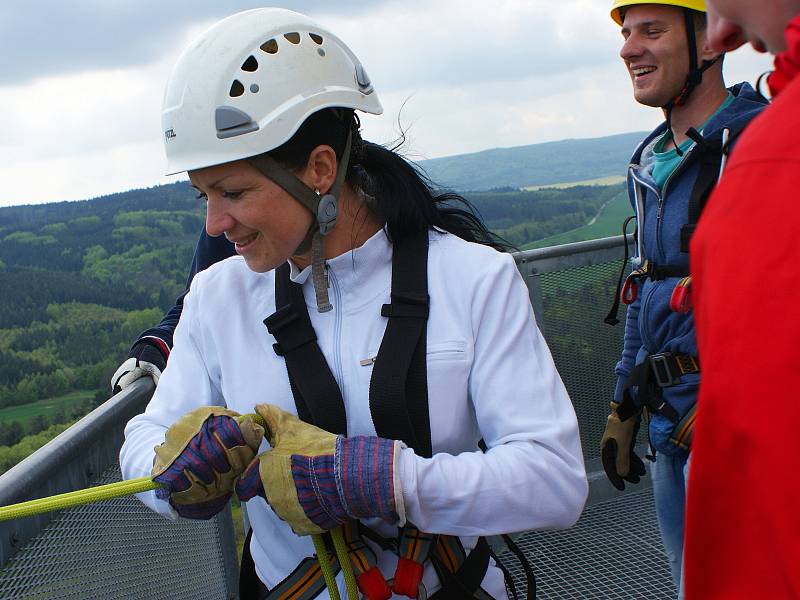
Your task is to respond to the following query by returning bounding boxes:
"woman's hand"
[151,407,264,519]
[236,404,405,536]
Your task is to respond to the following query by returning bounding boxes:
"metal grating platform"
[498,487,675,599]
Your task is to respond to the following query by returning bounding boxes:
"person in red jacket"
[685,2,800,598]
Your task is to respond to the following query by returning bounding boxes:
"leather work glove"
[235,404,406,536]
[152,407,264,519]
[111,340,167,393]
[600,402,646,491]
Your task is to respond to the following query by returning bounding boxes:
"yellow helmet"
[610,0,706,26]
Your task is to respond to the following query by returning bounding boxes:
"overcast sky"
[0,0,773,207]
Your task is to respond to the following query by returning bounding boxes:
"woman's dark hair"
[268,108,511,252]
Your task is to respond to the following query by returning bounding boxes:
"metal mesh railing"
[538,261,628,461]
[0,379,239,599]
[0,465,233,600]
[515,236,637,462]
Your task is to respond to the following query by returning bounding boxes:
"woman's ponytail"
[355,140,510,251]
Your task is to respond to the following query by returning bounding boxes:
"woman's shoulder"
[189,255,275,300]
[428,230,515,277]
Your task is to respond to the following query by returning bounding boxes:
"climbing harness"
[605,124,734,325]
[263,233,535,599]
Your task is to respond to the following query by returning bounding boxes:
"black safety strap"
[605,215,637,326]
[618,352,700,424]
[647,263,690,280]
[429,537,492,600]
[494,535,536,600]
[263,263,348,435]
[369,233,433,458]
[680,128,730,253]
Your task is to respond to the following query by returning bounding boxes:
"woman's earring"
[314,189,321,195]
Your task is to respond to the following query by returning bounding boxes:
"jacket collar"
[629,82,768,167]
[288,227,393,311]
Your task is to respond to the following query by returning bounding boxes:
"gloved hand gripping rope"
[0,410,360,600]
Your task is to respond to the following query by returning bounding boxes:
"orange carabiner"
[621,274,639,305]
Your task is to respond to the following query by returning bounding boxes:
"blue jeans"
[652,452,690,599]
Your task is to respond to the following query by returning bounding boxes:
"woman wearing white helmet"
[120,8,587,599]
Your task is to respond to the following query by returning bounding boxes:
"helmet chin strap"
[662,9,721,156]
[248,130,353,312]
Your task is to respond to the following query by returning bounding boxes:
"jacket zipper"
[629,169,662,260]
[328,268,346,417]
[639,280,658,353]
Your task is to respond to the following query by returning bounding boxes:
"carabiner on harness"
[621,273,640,305]
[669,276,693,314]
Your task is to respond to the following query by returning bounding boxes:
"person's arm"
[614,293,642,402]
[111,228,235,392]
[398,253,587,536]
[119,273,224,518]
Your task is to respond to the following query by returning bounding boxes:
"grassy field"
[523,190,633,250]
[523,175,626,191]
[0,390,95,425]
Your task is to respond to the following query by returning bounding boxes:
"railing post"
[217,506,241,599]
[0,378,154,568]
[516,256,546,334]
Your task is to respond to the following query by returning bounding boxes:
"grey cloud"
[358,15,621,94]
[0,0,385,86]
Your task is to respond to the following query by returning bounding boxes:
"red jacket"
[685,16,800,599]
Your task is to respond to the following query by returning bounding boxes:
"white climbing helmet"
[161,7,383,175]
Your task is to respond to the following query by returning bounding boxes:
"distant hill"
[418,131,646,191]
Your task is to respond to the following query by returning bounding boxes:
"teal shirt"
[651,93,735,191]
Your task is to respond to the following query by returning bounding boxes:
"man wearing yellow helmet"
[601,1,767,597]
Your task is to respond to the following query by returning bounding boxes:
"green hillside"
[419,132,644,191]
[524,190,632,249]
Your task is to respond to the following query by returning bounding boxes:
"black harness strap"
[369,234,433,458]
[605,215,637,327]
[618,352,700,424]
[429,537,492,599]
[500,534,536,600]
[680,129,731,253]
[264,263,348,435]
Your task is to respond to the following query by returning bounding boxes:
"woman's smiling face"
[190,159,314,273]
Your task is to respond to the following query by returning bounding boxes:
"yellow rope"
[0,476,158,522]
[331,525,359,600]
[312,534,341,600]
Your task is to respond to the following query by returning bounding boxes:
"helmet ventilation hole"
[309,33,323,45]
[260,39,279,54]
[284,32,301,44]
[250,84,260,93]
[241,55,258,72]
[229,80,245,97]
[317,48,326,57]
